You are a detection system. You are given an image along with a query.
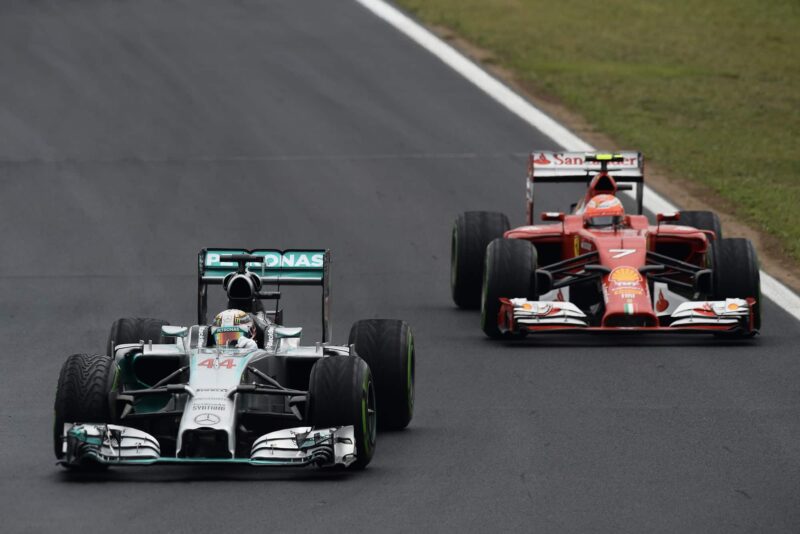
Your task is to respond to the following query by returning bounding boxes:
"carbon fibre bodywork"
[57,248,373,469]
[58,329,360,467]
[476,152,760,337]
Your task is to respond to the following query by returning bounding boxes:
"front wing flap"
[59,423,356,468]
[501,298,755,334]
[250,426,356,467]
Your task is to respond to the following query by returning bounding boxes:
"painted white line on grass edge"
[356,0,800,322]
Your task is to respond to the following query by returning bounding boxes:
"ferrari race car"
[451,152,760,338]
[54,248,415,470]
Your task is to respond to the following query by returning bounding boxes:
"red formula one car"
[450,152,760,338]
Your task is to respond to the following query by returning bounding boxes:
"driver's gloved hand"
[236,337,257,349]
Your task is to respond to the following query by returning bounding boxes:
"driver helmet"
[211,309,255,347]
[584,194,625,228]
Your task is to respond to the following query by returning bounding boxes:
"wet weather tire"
[481,238,537,339]
[348,319,414,431]
[451,211,510,309]
[53,353,115,461]
[106,317,170,356]
[713,237,761,333]
[307,356,376,469]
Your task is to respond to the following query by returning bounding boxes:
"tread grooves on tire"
[53,353,114,460]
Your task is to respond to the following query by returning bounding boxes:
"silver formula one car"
[54,248,415,471]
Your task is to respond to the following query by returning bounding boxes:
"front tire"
[451,211,510,309]
[481,238,537,339]
[713,238,761,333]
[679,210,723,240]
[348,319,414,430]
[307,356,376,469]
[53,353,115,461]
[106,317,170,356]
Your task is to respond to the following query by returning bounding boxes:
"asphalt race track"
[2,1,800,532]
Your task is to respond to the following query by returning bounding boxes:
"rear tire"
[481,238,537,339]
[451,211,510,309]
[713,238,761,333]
[348,319,414,431]
[307,356,376,469]
[53,353,115,461]
[679,210,723,240]
[106,317,170,356]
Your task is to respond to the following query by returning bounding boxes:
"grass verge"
[396,0,800,262]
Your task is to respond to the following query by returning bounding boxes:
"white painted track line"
[356,0,800,322]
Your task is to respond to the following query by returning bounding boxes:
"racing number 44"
[198,358,236,369]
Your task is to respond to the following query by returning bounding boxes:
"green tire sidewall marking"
[361,372,373,454]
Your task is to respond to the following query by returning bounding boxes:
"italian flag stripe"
[624,302,634,315]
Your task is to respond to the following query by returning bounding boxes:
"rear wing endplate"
[526,151,645,223]
[197,248,331,342]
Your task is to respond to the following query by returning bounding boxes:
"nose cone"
[601,265,656,326]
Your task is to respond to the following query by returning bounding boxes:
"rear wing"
[197,248,331,342]
[526,151,645,223]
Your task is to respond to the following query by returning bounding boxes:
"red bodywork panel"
[502,151,754,335]
[505,215,711,327]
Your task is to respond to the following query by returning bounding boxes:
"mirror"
[161,326,189,338]
[541,212,565,222]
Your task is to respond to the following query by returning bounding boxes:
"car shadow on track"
[50,428,424,484]
[490,335,759,349]
[53,465,358,484]
[443,305,761,347]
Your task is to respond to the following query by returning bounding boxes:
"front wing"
[59,423,357,468]
[499,298,756,335]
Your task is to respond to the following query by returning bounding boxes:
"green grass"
[397,0,800,261]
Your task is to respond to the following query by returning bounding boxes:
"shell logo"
[609,266,642,283]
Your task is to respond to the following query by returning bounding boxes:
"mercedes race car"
[54,248,415,470]
[451,152,760,338]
